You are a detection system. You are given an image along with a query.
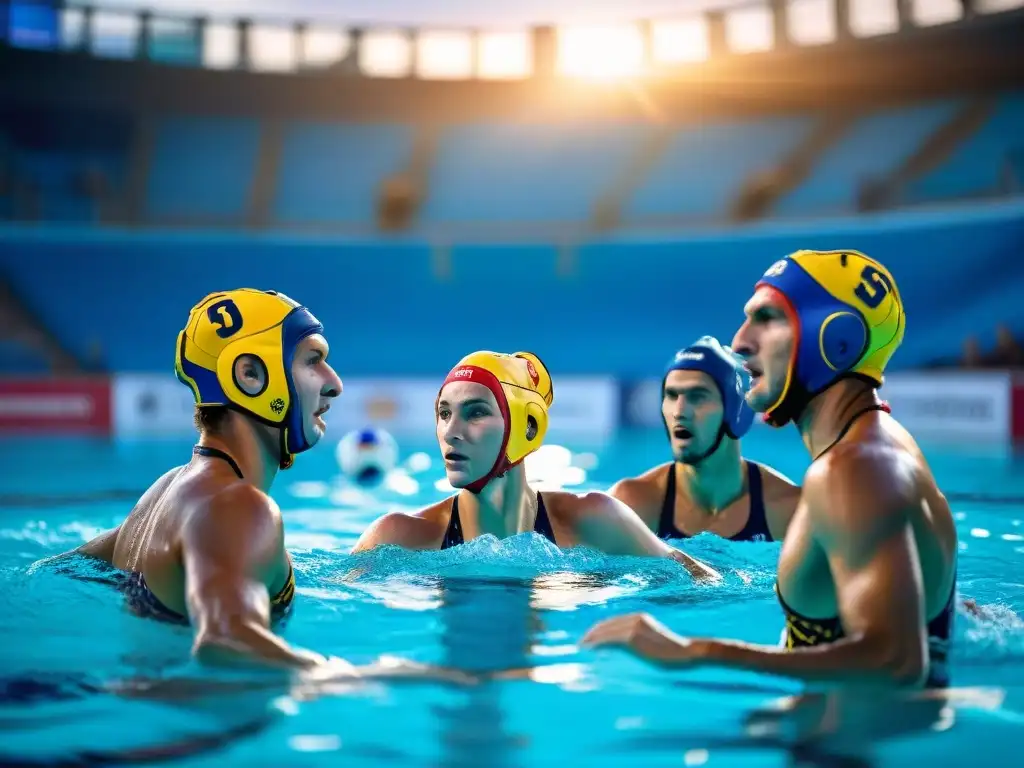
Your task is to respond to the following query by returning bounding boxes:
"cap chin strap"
[764,378,812,428]
[764,373,884,428]
[279,429,294,470]
[464,420,515,494]
[464,456,520,494]
[687,425,728,466]
[218,403,299,470]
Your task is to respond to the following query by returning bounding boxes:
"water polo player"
[584,250,958,690]
[611,336,800,542]
[353,350,718,580]
[69,289,344,670]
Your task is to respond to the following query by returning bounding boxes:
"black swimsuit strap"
[813,404,890,461]
[193,445,245,479]
[442,492,555,549]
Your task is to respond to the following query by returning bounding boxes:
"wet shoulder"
[134,465,190,511]
[753,461,802,510]
[354,497,452,552]
[108,465,189,565]
[804,439,920,536]
[607,462,672,527]
[542,489,625,527]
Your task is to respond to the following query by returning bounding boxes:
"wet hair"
[194,405,230,435]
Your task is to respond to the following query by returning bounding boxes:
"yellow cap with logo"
[438,350,554,493]
[174,288,325,469]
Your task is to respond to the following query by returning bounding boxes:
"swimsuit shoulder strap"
[735,461,773,542]
[193,445,244,479]
[440,495,463,550]
[657,464,685,539]
[534,492,557,545]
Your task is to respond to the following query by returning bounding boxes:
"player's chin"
[745,383,775,413]
[445,469,471,489]
[677,450,705,466]
[304,419,325,446]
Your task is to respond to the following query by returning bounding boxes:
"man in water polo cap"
[584,250,958,690]
[66,289,350,672]
[610,335,800,542]
[353,350,719,581]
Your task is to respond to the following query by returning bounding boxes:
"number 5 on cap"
[854,265,892,310]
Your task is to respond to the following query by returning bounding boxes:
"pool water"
[1,427,1024,767]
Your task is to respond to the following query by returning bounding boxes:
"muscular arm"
[183,485,325,671]
[573,492,721,582]
[696,449,929,687]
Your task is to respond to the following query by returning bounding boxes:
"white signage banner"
[113,374,620,438]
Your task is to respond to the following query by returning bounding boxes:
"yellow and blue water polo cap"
[438,350,554,493]
[174,289,325,469]
[755,250,905,425]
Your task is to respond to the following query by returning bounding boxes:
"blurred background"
[0,0,1022,452]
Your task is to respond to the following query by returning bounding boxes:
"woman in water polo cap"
[353,350,719,580]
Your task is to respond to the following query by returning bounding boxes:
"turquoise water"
[1,427,1024,766]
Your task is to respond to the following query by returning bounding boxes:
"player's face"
[436,381,505,488]
[290,334,342,447]
[662,370,725,464]
[731,287,795,414]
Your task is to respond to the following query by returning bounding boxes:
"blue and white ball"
[336,427,399,486]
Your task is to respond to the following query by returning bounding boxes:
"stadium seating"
[273,122,414,225]
[0,112,128,225]
[622,116,814,221]
[772,100,963,216]
[907,92,1024,203]
[146,117,262,221]
[421,122,652,223]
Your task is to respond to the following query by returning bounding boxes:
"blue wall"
[1,200,1021,378]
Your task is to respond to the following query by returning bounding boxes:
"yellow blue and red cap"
[754,250,905,427]
[174,288,325,469]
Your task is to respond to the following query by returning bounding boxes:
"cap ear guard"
[524,402,547,444]
[818,311,869,374]
[215,333,292,426]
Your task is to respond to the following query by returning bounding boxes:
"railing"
[1,0,1020,81]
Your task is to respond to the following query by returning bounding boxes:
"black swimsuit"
[119,445,295,626]
[440,493,557,549]
[658,461,774,542]
[775,405,957,688]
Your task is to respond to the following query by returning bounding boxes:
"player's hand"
[581,613,710,668]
